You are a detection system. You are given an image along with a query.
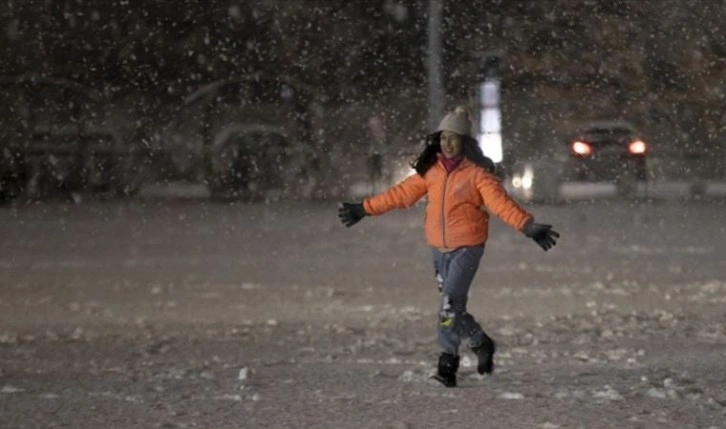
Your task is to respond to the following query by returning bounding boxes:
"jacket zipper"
[441,170,449,248]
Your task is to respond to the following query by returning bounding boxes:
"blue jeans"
[432,245,486,355]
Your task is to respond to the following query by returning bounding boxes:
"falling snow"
[1,1,726,428]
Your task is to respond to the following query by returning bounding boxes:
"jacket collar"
[437,154,471,173]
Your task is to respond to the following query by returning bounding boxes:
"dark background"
[1,0,724,181]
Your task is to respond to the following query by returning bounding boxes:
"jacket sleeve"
[363,173,428,215]
[475,170,532,231]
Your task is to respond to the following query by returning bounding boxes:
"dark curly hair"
[411,131,495,176]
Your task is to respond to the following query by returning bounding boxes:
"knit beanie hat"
[437,106,472,137]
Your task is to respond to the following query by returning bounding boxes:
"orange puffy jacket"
[363,158,532,249]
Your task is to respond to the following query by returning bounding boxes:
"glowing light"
[572,141,592,156]
[477,79,502,163]
[628,140,647,154]
[521,165,534,189]
[478,133,503,163]
[511,165,534,190]
[392,163,416,184]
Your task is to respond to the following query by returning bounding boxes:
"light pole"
[427,0,443,129]
[476,54,503,164]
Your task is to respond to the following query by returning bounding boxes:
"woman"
[338,107,559,387]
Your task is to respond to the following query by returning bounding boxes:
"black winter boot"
[471,333,496,375]
[430,353,459,387]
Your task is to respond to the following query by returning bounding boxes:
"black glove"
[522,218,560,251]
[338,202,367,227]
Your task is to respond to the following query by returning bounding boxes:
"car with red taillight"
[565,121,648,197]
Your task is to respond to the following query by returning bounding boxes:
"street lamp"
[476,54,503,164]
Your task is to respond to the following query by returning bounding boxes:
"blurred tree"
[0,0,723,151]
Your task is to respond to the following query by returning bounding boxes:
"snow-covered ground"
[1,196,726,428]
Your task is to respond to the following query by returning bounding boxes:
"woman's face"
[440,131,463,159]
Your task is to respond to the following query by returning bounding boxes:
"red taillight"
[628,140,647,154]
[572,141,592,156]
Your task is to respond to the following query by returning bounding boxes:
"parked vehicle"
[0,77,147,202]
[506,120,650,203]
[206,124,320,200]
[156,77,324,201]
[564,120,648,196]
